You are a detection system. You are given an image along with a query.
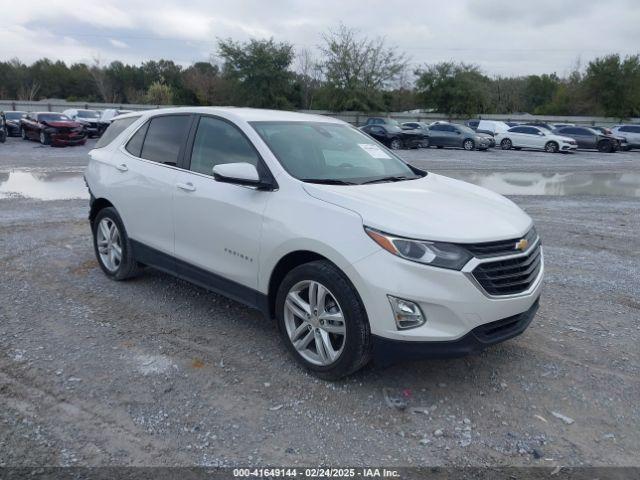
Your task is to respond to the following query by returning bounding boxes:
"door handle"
[176,182,196,192]
[116,163,128,172]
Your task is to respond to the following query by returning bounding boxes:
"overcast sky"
[2,0,639,77]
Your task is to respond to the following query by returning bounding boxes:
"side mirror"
[213,162,274,190]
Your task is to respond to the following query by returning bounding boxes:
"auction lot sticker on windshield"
[359,143,392,159]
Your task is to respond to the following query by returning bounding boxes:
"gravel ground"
[0,137,639,468]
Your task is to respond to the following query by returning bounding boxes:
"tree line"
[1,24,639,118]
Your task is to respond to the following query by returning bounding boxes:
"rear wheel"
[0,130,6,143]
[420,138,430,148]
[389,138,402,150]
[500,138,512,150]
[276,260,371,380]
[92,207,142,281]
[545,141,559,153]
[463,139,475,151]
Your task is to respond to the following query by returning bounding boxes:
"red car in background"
[20,112,87,146]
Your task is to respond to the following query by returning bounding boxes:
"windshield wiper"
[300,178,357,185]
[360,175,417,185]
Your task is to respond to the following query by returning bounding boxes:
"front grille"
[464,227,538,258]
[472,243,542,296]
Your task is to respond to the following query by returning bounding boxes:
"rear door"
[115,113,193,255]
[173,114,270,292]
[566,127,594,148]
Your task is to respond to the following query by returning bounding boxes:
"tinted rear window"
[140,115,192,165]
[94,116,140,149]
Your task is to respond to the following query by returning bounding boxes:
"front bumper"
[6,123,21,136]
[50,132,87,146]
[372,297,539,362]
[347,244,544,344]
[561,143,578,151]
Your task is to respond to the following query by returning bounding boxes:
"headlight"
[365,227,472,270]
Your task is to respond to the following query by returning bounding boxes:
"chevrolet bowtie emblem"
[515,238,529,251]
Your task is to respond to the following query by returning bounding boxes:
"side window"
[189,116,260,176]
[509,127,524,133]
[430,124,443,132]
[524,127,539,135]
[576,128,592,135]
[140,115,192,165]
[563,128,579,135]
[371,126,385,135]
[618,126,631,132]
[94,116,140,149]
[125,121,148,157]
[630,126,640,133]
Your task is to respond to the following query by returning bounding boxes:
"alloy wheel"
[284,280,346,366]
[96,218,123,272]
[545,142,558,153]
[40,131,46,144]
[463,139,474,150]
[501,139,512,150]
[390,139,402,150]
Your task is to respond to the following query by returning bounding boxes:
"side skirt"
[130,240,270,318]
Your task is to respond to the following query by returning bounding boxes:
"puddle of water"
[443,172,640,197]
[1,169,638,200]
[0,170,89,200]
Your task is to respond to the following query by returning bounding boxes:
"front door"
[173,115,270,291]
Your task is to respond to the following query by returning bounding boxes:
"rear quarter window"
[94,116,140,149]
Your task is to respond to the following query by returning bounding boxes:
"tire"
[514,147,522,150]
[421,138,430,148]
[597,141,613,153]
[92,207,142,281]
[275,260,371,380]
[389,138,402,150]
[436,145,444,149]
[39,131,50,146]
[544,141,559,153]
[0,130,6,143]
[463,139,475,151]
[500,138,512,150]
[21,128,28,140]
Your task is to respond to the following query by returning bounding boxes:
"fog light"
[388,296,426,330]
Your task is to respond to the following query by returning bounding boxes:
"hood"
[302,174,532,243]
[43,120,83,129]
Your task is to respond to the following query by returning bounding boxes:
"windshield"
[251,121,422,184]
[38,114,71,122]
[5,112,25,120]
[77,110,100,118]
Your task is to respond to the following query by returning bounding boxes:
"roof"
[115,107,344,124]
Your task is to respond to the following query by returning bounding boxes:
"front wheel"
[21,128,28,140]
[463,139,475,151]
[545,141,559,153]
[597,141,614,153]
[420,138,430,148]
[39,131,50,145]
[92,207,142,280]
[500,138,512,150]
[276,260,371,380]
[389,138,403,150]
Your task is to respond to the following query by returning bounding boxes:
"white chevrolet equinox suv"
[85,107,543,379]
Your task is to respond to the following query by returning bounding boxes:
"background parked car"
[20,112,87,147]
[495,125,577,153]
[476,120,510,137]
[552,126,620,153]
[466,119,480,130]
[364,117,403,127]
[0,112,6,143]
[401,122,431,147]
[3,111,27,136]
[359,124,425,149]
[427,123,490,151]
[523,122,554,132]
[611,125,640,150]
[100,109,134,124]
[592,126,630,151]
[63,109,108,137]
